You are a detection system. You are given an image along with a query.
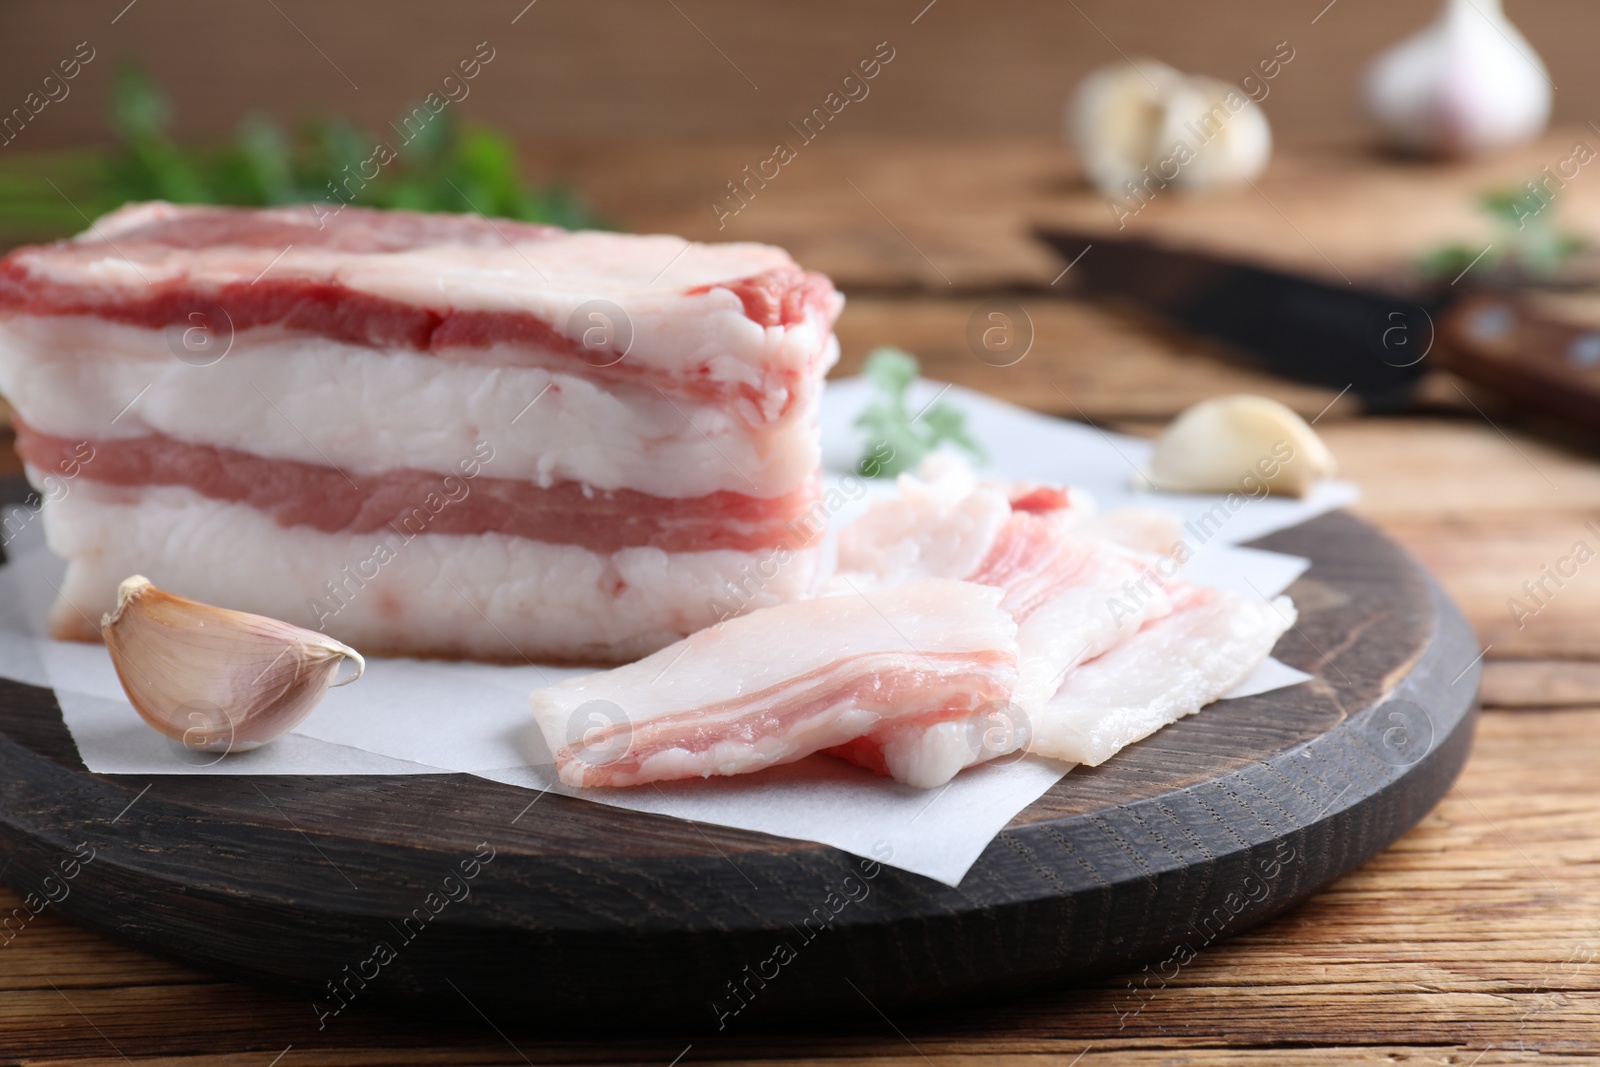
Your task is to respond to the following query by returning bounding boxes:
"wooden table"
[4,138,1599,1065]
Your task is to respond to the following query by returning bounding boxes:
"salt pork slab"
[0,202,842,662]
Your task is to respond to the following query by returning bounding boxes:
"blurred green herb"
[854,347,984,478]
[1419,187,1583,283]
[0,64,604,237]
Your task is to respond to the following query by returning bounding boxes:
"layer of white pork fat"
[529,579,1020,787]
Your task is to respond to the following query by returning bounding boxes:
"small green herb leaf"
[853,347,984,478]
[18,64,608,235]
[1420,185,1585,282]
[861,346,919,399]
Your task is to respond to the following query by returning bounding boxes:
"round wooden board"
[0,509,1478,1032]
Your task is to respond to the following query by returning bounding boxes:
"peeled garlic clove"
[1155,75,1272,194]
[1364,0,1550,158]
[101,576,364,754]
[1068,58,1185,196]
[1140,395,1336,499]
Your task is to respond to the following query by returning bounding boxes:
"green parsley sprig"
[0,64,604,240]
[1419,187,1584,283]
[854,347,985,478]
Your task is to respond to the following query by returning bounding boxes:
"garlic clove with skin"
[1069,59,1272,198]
[1155,75,1272,194]
[101,576,364,755]
[1069,58,1187,196]
[1139,395,1336,499]
[1364,0,1550,158]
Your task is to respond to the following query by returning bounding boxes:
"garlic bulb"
[1070,58,1185,196]
[1140,395,1336,499]
[102,576,364,754]
[1156,75,1272,194]
[1364,0,1550,158]
[1069,59,1271,198]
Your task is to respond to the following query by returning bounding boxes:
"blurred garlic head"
[1140,395,1336,499]
[1364,0,1550,158]
[1157,75,1272,193]
[1069,58,1272,199]
[102,576,364,754]
[1070,58,1184,195]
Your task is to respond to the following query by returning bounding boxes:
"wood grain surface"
[3,0,1599,152]
[542,132,1600,289]
[2,137,1599,1063]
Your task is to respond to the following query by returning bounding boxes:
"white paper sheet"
[473,756,1071,884]
[0,378,1352,885]
[1224,656,1314,700]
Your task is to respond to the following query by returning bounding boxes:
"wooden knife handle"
[1437,293,1600,425]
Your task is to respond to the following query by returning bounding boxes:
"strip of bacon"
[837,583,1294,786]
[827,465,1175,787]
[1030,585,1296,765]
[0,314,826,500]
[0,203,842,421]
[529,579,1020,787]
[39,479,823,661]
[14,422,820,554]
[967,510,1172,706]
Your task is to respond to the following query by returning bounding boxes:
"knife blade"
[1035,228,1443,412]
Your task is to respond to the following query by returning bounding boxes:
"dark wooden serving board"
[0,509,1478,1033]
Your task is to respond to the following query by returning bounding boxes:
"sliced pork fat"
[0,203,842,660]
[39,480,822,663]
[1031,585,1297,765]
[829,466,1175,786]
[529,579,1020,787]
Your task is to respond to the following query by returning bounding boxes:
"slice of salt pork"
[529,578,1020,788]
